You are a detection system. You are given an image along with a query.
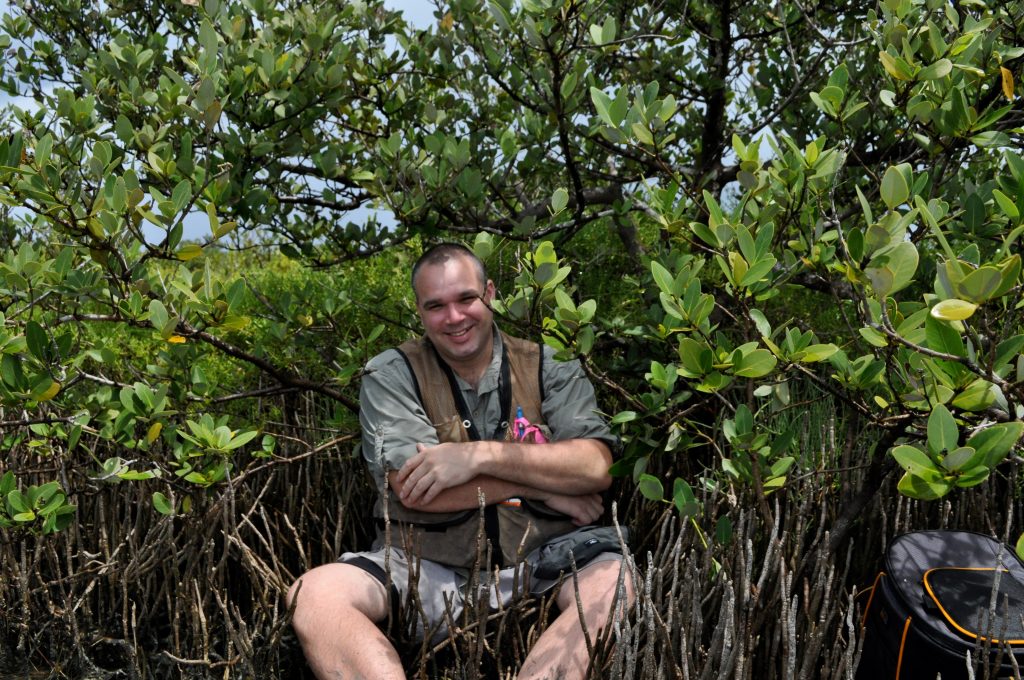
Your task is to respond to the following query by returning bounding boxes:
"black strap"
[537,341,546,403]
[374,513,474,531]
[431,341,511,568]
[393,348,423,406]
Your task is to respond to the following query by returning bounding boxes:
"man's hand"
[396,442,478,506]
[542,492,604,526]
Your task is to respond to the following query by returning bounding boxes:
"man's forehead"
[414,258,484,296]
[418,283,482,305]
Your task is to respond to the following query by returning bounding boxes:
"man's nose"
[444,303,465,324]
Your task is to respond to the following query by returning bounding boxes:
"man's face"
[414,255,495,370]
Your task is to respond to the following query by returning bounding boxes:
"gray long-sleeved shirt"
[358,329,616,486]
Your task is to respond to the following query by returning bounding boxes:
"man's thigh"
[338,547,467,640]
[553,553,634,614]
[290,562,391,623]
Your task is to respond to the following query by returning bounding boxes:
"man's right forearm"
[386,471,604,526]
[387,471,531,513]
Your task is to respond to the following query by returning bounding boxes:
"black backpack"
[857,530,1024,679]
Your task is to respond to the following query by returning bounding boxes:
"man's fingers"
[420,481,439,505]
[402,472,429,502]
[397,444,429,485]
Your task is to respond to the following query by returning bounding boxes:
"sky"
[387,0,437,28]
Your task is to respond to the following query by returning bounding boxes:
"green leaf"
[0,472,15,497]
[956,266,1001,303]
[703,190,726,232]
[897,472,952,500]
[638,473,664,501]
[992,189,1020,221]
[891,445,939,476]
[25,321,48,362]
[630,122,654,146]
[733,349,777,378]
[954,466,990,488]
[927,404,959,456]
[879,50,914,81]
[487,1,513,31]
[867,242,918,295]
[931,298,977,321]
[918,58,952,80]
[1016,533,1024,562]
[148,299,169,330]
[590,87,614,127]
[866,266,895,298]
[925,314,965,357]
[859,327,888,347]
[29,377,60,402]
[171,179,192,214]
[222,429,260,450]
[36,492,66,516]
[916,196,958,262]
[34,134,53,166]
[677,338,711,377]
[177,244,203,261]
[609,410,637,425]
[739,255,776,287]
[749,309,771,338]
[994,335,1024,369]
[550,187,568,214]
[794,343,839,362]
[152,492,175,516]
[690,221,719,248]
[219,315,250,331]
[880,166,910,210]
[651,261,675,296]
[7,489,30,513]
[941,446,983,472]
[770,456,795,478]
[559,72,578,100]
[992,255,1021,297]
[671,478,700,517]
[966,422,1024,467]
[600,16,617,44]
[970,131,1010,148]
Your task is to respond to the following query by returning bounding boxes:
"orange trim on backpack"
[922,567,1024,645]
[895,616,912,680]
[861,571,885,628]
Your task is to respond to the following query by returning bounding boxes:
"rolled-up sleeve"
[540,347,618,453]
[359,350,440,486]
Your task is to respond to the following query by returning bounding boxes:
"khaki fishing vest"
[374,331,576,569]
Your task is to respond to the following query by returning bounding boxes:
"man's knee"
[558,558,635,619]
[288,563,390,633]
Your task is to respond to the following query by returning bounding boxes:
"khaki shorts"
[338,528,628,643]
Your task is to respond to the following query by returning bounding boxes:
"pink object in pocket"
[513,414,548,444]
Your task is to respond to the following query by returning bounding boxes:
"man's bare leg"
[288,563,405,680]
[518,559,634,680]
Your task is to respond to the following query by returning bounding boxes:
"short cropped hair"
[411,243,488,298]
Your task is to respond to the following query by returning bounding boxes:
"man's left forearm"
[396,438,613,507]
[474,438,613,494]
[388,470,605,526]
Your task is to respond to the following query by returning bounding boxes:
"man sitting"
[288,243,633,679]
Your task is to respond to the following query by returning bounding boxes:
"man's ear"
[483,280,496,303]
